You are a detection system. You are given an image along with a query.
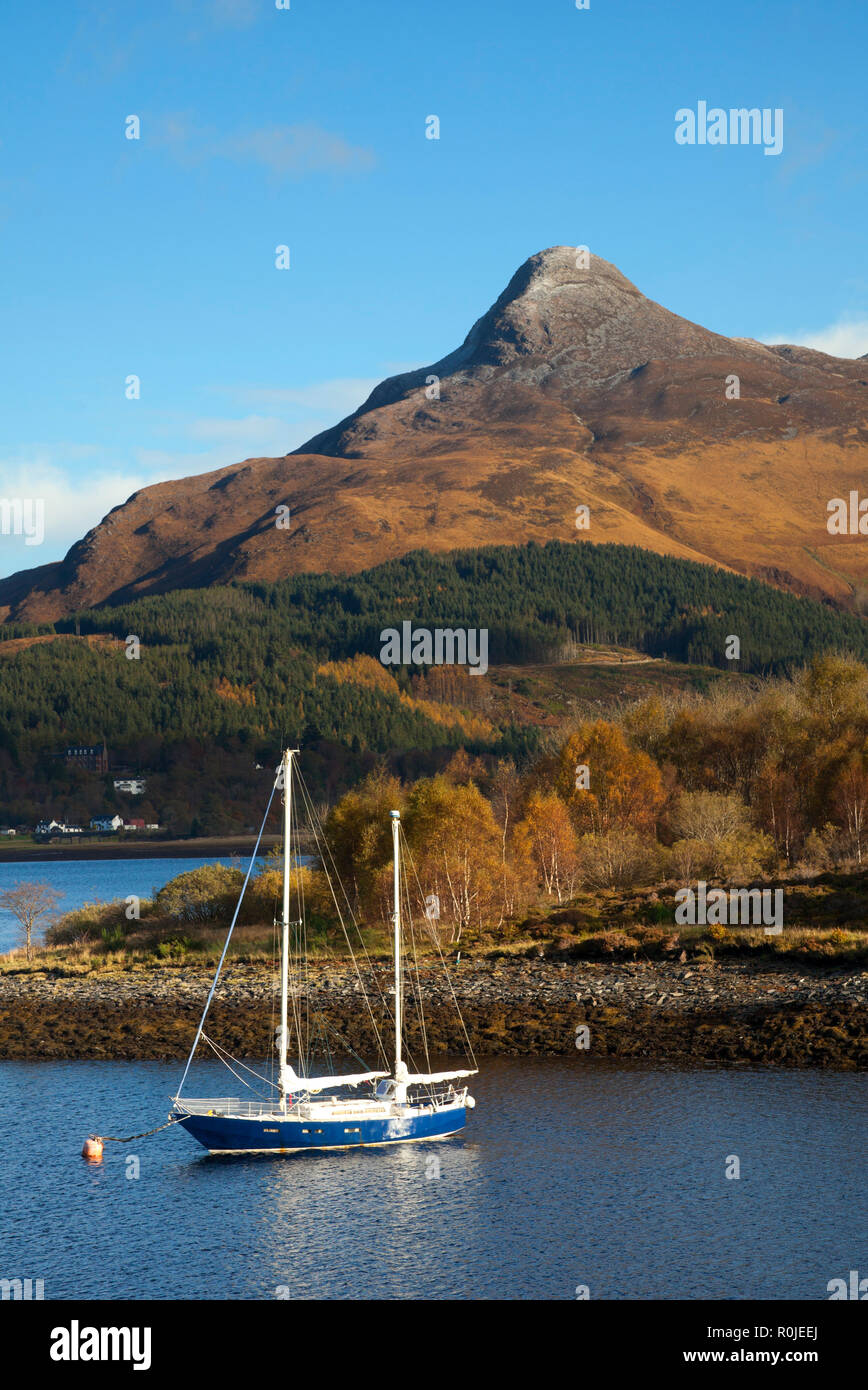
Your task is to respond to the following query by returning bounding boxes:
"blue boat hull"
[177,1105,467,1154]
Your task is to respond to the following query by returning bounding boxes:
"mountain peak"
[298,246,727,456]
[457,245,648,367]
[500,245,642,301]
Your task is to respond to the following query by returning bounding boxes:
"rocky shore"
[0,956,865,1067]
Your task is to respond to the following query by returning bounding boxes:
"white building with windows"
[113,778,146,795]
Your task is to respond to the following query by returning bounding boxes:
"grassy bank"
[3,869,868,977]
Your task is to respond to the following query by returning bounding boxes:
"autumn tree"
[670,790,750,841]
[556,720,664,835]
[0,881,61,960]
[620,694,674,758]
[441,749,488,784]
[323,768,404,915]
[795,653,868,735]
[487,758,522,860]
[669,791,774,882]
[832,752,868,866]
[403,776,505,942]
[574,829,663,890]
[249,864,333,925]
[512,791,579,902]
[751,762,804,863]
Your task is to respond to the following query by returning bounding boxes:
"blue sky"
[1,0,866,578]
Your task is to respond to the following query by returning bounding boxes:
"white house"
[113,778,147,795]
[90,815,124,832]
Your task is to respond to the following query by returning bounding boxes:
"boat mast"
[278,748,295,1111]
[391,809,402,1080]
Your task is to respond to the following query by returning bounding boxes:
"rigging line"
[200,1032,279,1091]
[285,763,300,1072]
[285,783,304,1074]
[308,1011,334,1075]
[296,769,392,1015]
[379,827,422,1078]
[176,776,278,1098]
[200,1035,276,1099]
[264,878,280,1090]
[398,833,433,1081]
[269,897,279,1091]
[323,1022,372,1075]
[401,848,433,1079]
[296,887,311,1071]
[299,769,405,1066]
[286,767,370,1067]
[296,783,312,1075]
[400,822,478,1071]
[295,770,390,1072]
[288,779,299,1071]
[395,841,422,1075]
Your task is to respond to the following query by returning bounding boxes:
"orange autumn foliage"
[317,654,494,740]
[556,719,664,835]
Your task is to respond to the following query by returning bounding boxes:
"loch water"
[0,856,265,954]
[2,1058,864,1300]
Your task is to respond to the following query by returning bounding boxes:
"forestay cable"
[176,775,278,1098]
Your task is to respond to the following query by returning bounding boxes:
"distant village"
[0,743,162,840]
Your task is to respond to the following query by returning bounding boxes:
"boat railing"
[174,1085,466,1119]
[173,1097,281,1118]
[407,1085,466,1107]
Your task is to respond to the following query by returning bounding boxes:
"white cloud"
[133,422,318,477]
[209,0,259,26]
[156,116,375,178]
[225,378,381,414]
[0,375,383,579]
[379,360,428,375]
[217,124,375,176]
[761,318,868,358]
[173,0,261,32]
[187,414,292,448]
[0,452,174,579]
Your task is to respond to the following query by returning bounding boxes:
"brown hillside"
[2,247,867,622]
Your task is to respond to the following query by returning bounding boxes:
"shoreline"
[1,958,864,1067]
[0,834,285,863]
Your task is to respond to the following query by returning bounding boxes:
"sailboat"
[171,748,478,1154]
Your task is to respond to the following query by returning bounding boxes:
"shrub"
[246,864,333,925]
[671,828,775,883]
[598,930,641,954]
[156,936,194,959]
[575,830,665,889]
[46,899,132,946]
[154,864,244,924]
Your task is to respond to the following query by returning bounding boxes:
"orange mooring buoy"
[81,1135,104,1161]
